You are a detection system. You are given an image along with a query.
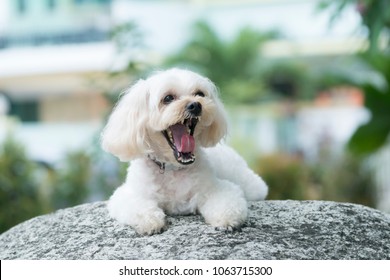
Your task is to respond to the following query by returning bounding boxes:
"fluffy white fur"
[101,68,268,235]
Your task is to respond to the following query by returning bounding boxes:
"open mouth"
[162,117,199,165]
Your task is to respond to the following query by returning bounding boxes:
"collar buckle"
[148,155,188,173]
[148,155,166,174]
[158,162,165,174]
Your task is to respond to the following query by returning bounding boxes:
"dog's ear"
[199,85,228,147]
[101,80,150,161]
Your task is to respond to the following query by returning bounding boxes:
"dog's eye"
[195,91,205,97]
[163,94,175,104]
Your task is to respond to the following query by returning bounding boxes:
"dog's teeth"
[168,130,173,140]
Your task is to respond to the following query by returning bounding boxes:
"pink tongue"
[170,124,195,153]
[180,134,195,153]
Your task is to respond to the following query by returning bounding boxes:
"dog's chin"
[161,116,199,165]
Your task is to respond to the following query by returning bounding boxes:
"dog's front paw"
[199,182,248,231]
[134,210,166,235]
[201,200,248,231]
[207,210,247,231]
[214,225,243,233]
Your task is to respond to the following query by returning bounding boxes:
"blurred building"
[0,0,112,123]
[0,0,117,161]
[0,0,110,48]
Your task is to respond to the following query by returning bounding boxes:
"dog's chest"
[155,169,199,214]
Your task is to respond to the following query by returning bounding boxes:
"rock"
[0,200,389,259]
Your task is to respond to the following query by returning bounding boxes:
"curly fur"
[101,68,268,235]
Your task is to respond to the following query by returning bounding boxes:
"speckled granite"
[1,200,389,259]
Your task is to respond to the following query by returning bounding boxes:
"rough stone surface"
[0,200,389,260]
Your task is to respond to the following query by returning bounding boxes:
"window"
[9,100,40,122]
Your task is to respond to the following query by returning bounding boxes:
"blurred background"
[1,0,389,233]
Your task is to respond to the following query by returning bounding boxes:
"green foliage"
[319,0,390,53]
[110,21,144,55]
[165,21,335,103]
[165,21,279,103]
[313,153,375,206]
[261,61,315,99]
[256,152,375,207]
[320,0,390,155]
[51,151,91,209]
[0,136,46,233]
[348,54,390,155]
[0,135,128,233]
[257,154,308,200]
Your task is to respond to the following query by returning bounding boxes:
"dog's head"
[101,68,227,165]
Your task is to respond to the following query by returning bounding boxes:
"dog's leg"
[198,179,248,231]
[206,144,268,201]
[107,184,166,235]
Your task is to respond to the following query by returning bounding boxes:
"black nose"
[186,102,202,116]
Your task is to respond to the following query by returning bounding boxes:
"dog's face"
[101,68,227,165]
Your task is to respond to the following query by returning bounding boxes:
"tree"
[51,151,91,209]
[0,136,46,233]
[348,53,390,155]
[319,0,390,155]
[319,0,390,54]
[165,21,280,103]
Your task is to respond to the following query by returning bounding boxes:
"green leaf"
[348,117,390,155]
[362,83,390,114]
[348,79,390,156]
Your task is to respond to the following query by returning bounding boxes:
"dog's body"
[102,68,268,235]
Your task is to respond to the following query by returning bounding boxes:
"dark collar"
[147,155,185,174]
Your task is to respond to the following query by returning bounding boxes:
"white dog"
[101,68,268,235]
